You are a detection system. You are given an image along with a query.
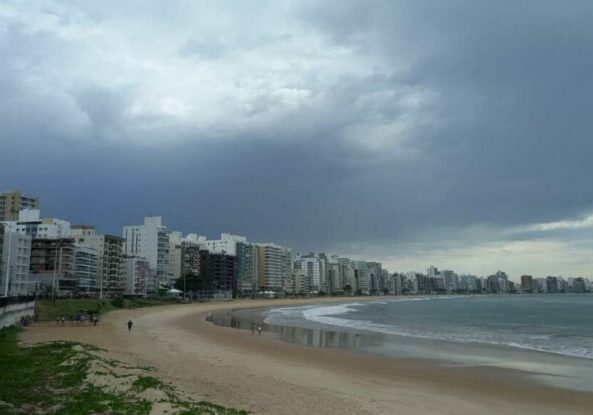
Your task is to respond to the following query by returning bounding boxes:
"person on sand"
[127,320,133,332]
[257,324,262,336]
[250,322,256,335]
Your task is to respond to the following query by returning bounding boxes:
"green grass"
[35,298,188,322]
[132,375,164,392]
[0,326,248,414]
[36,299,118,321]
[119,298,186,309]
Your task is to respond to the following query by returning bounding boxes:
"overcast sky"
[2,1,593,279]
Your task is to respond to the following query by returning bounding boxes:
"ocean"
[265,294,593,360]
[209,294,593,391]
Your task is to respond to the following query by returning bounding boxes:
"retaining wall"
[0,300,36,329]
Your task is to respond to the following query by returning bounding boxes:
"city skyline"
[3,191,593,284]
[2,2,593,278]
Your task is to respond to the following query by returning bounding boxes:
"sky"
[1,1,593,279]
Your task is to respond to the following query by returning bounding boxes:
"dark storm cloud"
[2,1,593,275]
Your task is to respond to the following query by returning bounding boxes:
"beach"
[20,298,593,415]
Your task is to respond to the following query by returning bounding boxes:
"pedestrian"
[250,322,256,335]
[127,320,133,332]
[257,324,262,336]
[93,316,98,327]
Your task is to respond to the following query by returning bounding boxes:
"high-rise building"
[294,254,324,293]
[29,238,77,295]
[486,271,510,293]
[197,250,237,296]
[546,276,566,293]
[180,241,201,277]
[1,230,32,296]
[459,274,480,293]
[568,277,586,293]
[521,275,534,293]
[367,262,383,293]
[235,242,292,293]
[317,253,330,293]
[326,256,341,294]
[121,255,150,297]
[385,273,404,295]
[441,270,459,293]
[427,266,440,279]
[0,190,40,221]
[0,225,3,292]
[72,226,124,298]
[235,241,253,295]
[284,271,308,295]
[123,216,170,288]
[352,261,371,294]
[254,243,291,292]
[199,233,247,256]
[3,209,71,238]
[167,232,183,283]
[337,257,357,294]
[74,244,98,293]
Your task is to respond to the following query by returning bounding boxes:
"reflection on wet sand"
[208,309,380,351]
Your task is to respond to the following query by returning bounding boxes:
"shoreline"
[20,298,593,414]
[207,297,593,390]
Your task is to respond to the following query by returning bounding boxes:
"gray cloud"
[2,1,593,278]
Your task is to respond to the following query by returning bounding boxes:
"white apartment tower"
[294,254,325,293]
[168,231,183,282]
[121,255,150,297]
[199,233,247,256]
[1,230,32,296]
[123,216,170,288]
[3,209,71,238]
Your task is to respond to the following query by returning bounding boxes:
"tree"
[344,284,352,296]
[175,272,203,293]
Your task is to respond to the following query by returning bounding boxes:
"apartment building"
[0,190,39,221]
[123,216,170,288]
[1,231,32,296]
[72,226,124,297]
[121,255,151,297]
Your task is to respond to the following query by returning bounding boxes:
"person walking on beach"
[257,324,262,336]
[127,320,133,332]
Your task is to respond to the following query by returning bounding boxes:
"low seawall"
[0,298,36,329]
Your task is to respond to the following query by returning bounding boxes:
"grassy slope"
[35,299,118,321]
[35,298,187,321]
[0,326,247,415]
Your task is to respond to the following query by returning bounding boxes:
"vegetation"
[132,375,164,392]
[117,297,186,309]
[35,298,118,321]
[35,298,187,321]
[0,326,247,414]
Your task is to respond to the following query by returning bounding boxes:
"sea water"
[265,295,593,360]
[257,294,593,391]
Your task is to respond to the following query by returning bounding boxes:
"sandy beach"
[20,299,593,415]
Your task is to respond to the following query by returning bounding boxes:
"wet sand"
[20,298,593,414]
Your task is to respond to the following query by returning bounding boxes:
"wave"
[264,299,593,360]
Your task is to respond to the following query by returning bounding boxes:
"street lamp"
[51,240,63,302]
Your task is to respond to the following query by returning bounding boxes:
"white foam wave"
[266,299,593,360]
